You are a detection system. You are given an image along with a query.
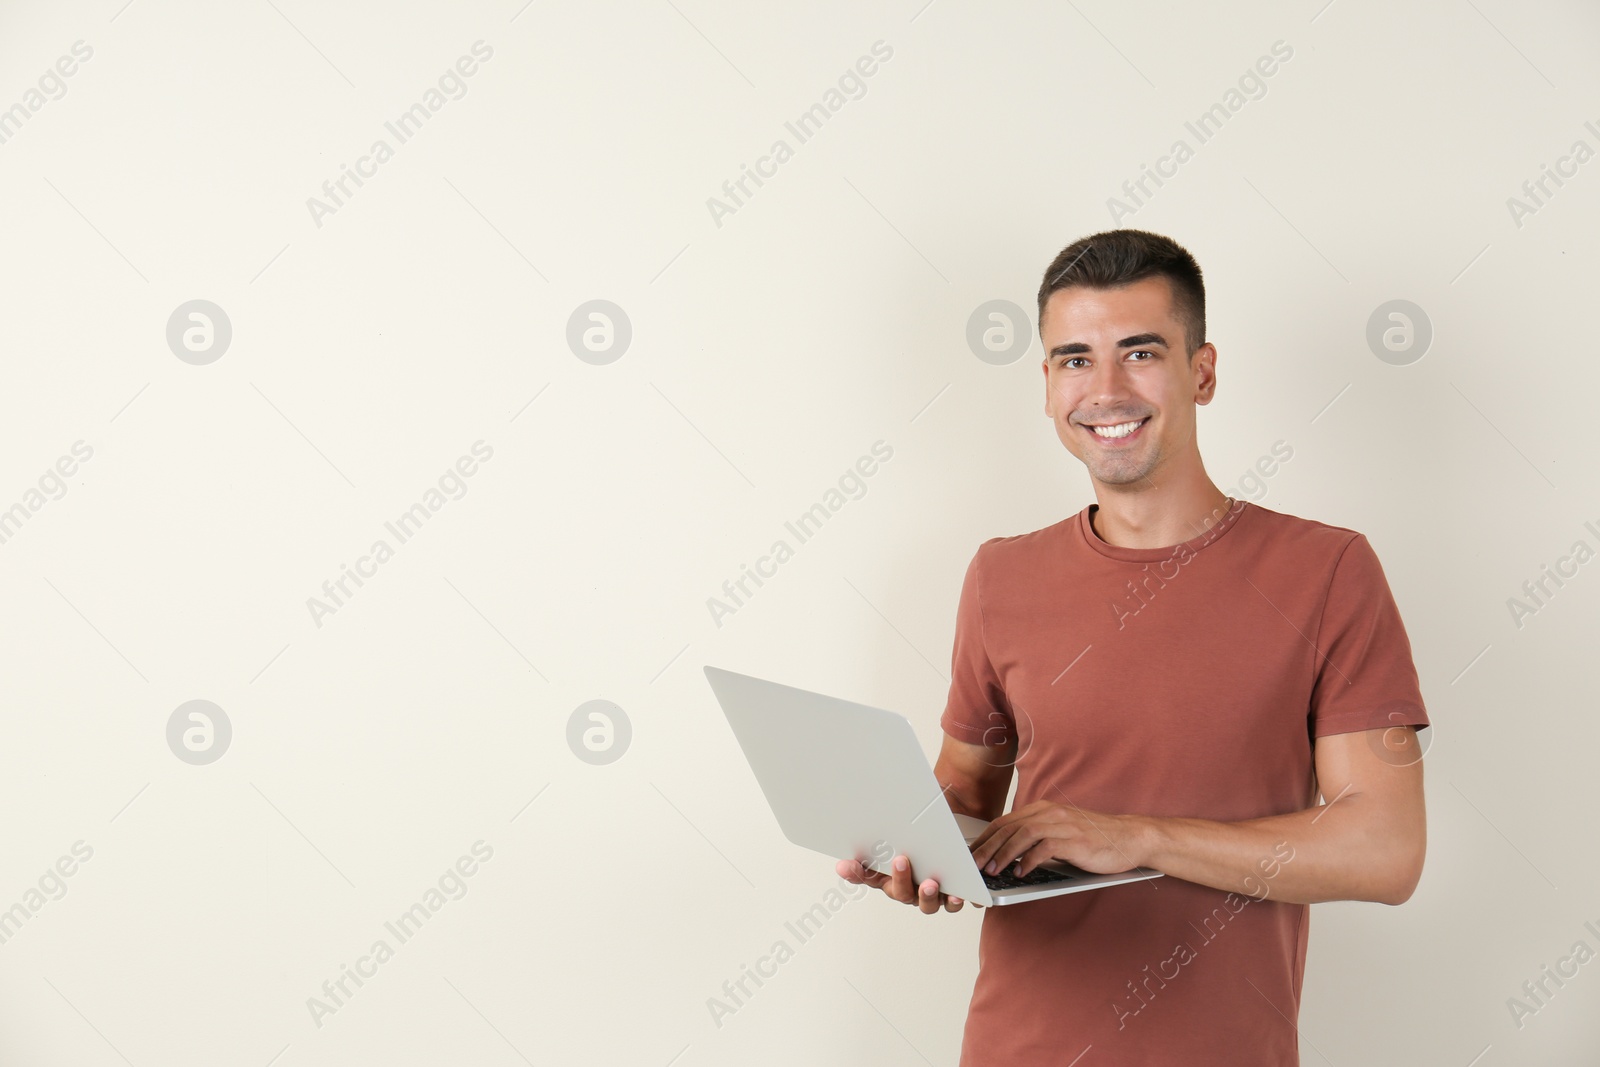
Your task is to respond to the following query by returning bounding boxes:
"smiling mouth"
[1081,417,1150,441]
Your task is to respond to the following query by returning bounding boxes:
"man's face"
[1040,275,1216,490]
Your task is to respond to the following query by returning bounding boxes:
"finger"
[851,859,891,888]
[999,825,1052,874]
[1015,841,1063,878]
[975,801,1043,851]
[918,878,942,915]
[971,801,1059,861]
[971,819,1026,869]
[967,812,1015,852]
[943,895,964,913]
[977,824,1033,873]
[991,842,1038,875]
[888,854,915,904]
[862,868,890,888]
[969,832,997,868]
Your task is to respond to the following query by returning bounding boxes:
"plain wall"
[0,0,1597,1063]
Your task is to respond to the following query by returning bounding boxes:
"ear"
[1192,344,1219,405]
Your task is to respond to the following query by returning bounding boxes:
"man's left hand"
[968,800,1151,878]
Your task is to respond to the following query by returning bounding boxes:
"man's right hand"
[836,854,982,914]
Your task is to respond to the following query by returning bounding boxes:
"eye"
[1056,350,1156,368]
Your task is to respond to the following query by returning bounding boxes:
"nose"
[1081,354,1133,416]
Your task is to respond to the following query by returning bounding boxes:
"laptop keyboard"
[982,863,1081,890]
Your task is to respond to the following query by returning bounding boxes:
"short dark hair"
[1036,229,1206,359]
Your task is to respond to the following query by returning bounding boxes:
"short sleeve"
[1308,534,1430,739]
[940,540,1014,748]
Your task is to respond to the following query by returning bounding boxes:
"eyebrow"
[1048,332,1169,360]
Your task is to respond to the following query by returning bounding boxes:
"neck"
[1090,484,1234,550]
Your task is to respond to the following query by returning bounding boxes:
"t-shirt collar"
[1077,497,1250,562]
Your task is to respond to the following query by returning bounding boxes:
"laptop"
[703,665,1163,906]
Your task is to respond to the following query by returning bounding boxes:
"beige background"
[1,0,1597,1063]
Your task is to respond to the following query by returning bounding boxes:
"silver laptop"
[704,665,1163,906]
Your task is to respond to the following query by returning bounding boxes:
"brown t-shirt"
[939,499,1429,1067]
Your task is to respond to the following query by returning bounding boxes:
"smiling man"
[838,229,1430,1066]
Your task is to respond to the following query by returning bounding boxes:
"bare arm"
[1136,726,1427,905]
[932,731,1016,822]
[969,726,1428,906]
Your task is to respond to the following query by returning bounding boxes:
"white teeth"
[1090,419,1145,439]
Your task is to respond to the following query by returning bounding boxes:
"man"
[838,229,1429,1065]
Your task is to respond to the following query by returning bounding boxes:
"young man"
[838,229,1429,1065]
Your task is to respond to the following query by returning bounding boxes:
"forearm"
[1133,791,1424,906]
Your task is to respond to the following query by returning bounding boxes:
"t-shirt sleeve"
[1308,533,1431,739]
[940,540,1014,748]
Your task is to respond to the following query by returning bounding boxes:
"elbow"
[1377,880,1416,907]
[1378,841,1426,906]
